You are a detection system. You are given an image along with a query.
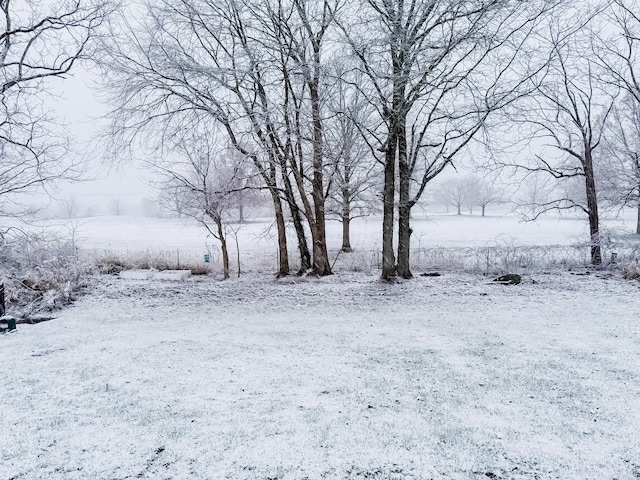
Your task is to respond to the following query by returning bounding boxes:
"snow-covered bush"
[0,229,94,319]
[604,237,640,279]
[621,263,640,280]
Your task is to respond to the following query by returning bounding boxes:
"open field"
[1,213,640,479]
[49,210,640,275]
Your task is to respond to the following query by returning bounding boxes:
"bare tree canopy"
[339,0,560,278]
[0,0,110,219]
[493,3,616,265]
[98,0,348,276]
[97,0,640,277]
[600,95,640,234]
[595,0,640,234]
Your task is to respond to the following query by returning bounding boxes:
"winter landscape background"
[3,0,640,478]
[2,211,640,479]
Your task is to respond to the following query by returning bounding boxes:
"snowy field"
[45,210,640,275]
[2,213,640,479]
[60,211,609,253]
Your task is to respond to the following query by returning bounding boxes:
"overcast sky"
[49,67,154,211]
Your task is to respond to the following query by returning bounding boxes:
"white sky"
[47,67,155,212]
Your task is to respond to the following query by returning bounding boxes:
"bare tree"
[339,0,558,279]
[472,176,504,216]
[155,133,248,280]
[0,0,109,221]
[497,8,614,265]
[251,0,340,275]
[600,96,640,234]
[436,177,475,216]
[98,0,344,277]
[595,1,640,234]
[324,69,381,252]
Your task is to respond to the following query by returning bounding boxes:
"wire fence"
[88,239,640,277]
[356,242,639,275]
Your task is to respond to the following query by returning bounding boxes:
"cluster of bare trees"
[97,0,344,276]
[5,0,640,278]
[94,0,561,279]
[434,176,503,216]
[97,0,640,275]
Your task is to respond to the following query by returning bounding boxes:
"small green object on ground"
[0,315,17,333]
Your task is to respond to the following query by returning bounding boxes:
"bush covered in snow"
[0,228,95,319]
[622,262,640,280]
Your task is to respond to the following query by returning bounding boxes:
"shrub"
[0,228,95,319]
[622,263,640,280]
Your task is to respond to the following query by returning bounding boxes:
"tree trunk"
[457,204,461,215]
[215,217,230,280]
[270,187,290,277]
[234,233,241,278]
[396,116,412,279]
[289,201,312,274]
[381,120,397,280]
[584,150,601,265]
[637,200,640,235]
[309,65,331,276]
[341,216,352,253]
[277,149,311,274]
[341,186,352,252]
[482,204,486,217]
[341,161,353,252]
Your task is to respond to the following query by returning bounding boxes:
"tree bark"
[341,216,352,253]
[274,138,311,274]
[637,199,640,235]
[341,186,353,252]
[269,184,290,277]
[584,149,602,265]
[396,115,412,279]
[215,217,230,280]
[381,123,397,280]
[289,199,312,274]
[309,64,332,276]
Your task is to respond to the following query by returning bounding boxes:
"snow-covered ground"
[2,213,640,479]
[58,212,606,253]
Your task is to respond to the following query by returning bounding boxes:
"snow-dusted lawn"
[65,212,600,254]
[2,271,640,479]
